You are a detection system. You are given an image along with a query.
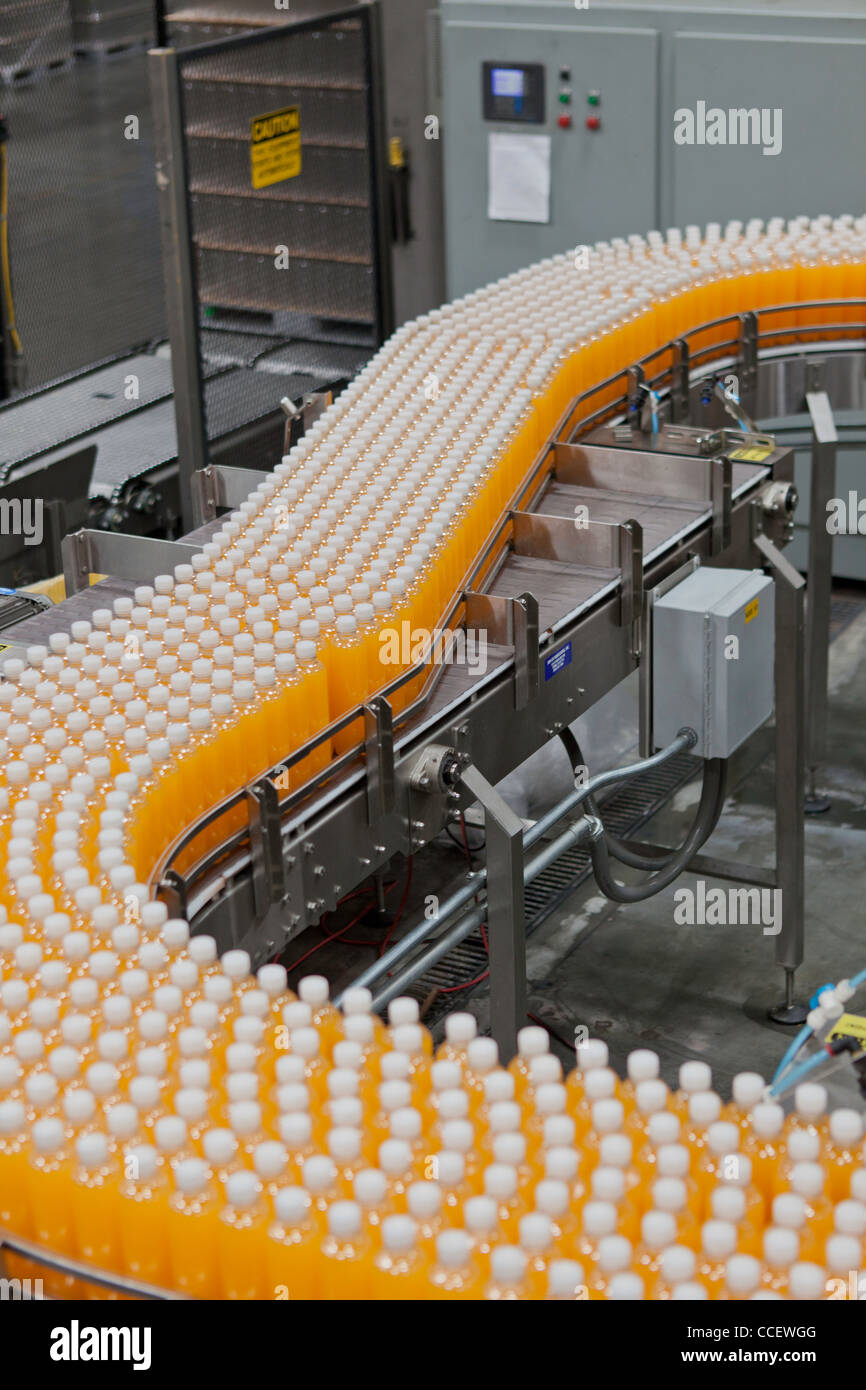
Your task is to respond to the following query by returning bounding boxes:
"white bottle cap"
[516,1025,548,1059]
[721,1253,761,1295]
[490,1246,527,1285]
[750,1102,784,1138]
[626,1049,659,1083]
[547,1259,585,1298]
[732,1071,765,1107]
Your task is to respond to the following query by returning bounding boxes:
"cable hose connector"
[677,726,699,751]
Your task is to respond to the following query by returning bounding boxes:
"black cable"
[586,756,727,903]
[558,726,718,872]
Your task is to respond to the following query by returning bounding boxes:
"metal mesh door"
[151,5,391,472]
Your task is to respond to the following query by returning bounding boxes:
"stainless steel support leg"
[804,390,837,813]
[754,532,808,1024]
[150,47,210,533]
[460,763,527,1059]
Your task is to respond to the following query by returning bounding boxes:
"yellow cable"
[0,142,23,358]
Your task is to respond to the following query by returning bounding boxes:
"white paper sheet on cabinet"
[487,131,551,224]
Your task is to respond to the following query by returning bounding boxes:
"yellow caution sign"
[826,1012,866,1045]
[728,444,774,462]
[744,598,759,624]
[250,106,301,190]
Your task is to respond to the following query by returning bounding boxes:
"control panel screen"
[482,61,545,124]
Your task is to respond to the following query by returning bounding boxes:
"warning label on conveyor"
[250,106,301,189]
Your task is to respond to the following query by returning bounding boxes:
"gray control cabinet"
[652,567,775,760]
[440,1,866,299]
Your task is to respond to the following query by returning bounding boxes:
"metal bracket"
[458,760,527,1059]
[157,868,189,920]
[626,363,646,421]
[246,777,288,924]
[670,338,690,422]
[714,380,758,435]
[710,456,733,554]
[284,390,334,453]
[364,697,395,825]
[193,464,270,524]
[61,529,202,596]
[738,311,759,411]
[464,590,539,710]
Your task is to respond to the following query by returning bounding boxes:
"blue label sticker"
[544,642,572,681]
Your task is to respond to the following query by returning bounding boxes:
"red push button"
[585,115,601,131]
[557,113,572,129]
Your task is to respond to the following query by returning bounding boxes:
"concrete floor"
[496,589,866,1108]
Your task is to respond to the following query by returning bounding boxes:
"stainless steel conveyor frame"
[15,299,861,1055]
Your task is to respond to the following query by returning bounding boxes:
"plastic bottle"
[266,1185,320,1300]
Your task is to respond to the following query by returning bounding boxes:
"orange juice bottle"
[293,641,332,779]
[574,1199,618,1272]
[624,1079,670,1145]
[354,1166,390,1237]
[508,1026,550,1102]
[650,1177,700,1250]
[301,1153,339,1232]
[672,1061,713,1122]
[428,1229,485,1299]
[565,1037,609,1112]
[787,1262,827,1301]
[588,1234,633,1300]
[695,1219,737,1297]
[117,1142,170,1289]
[485,1245,528,1300]
[708,1184,761,1258]
[743,1102,784,1209]
[722,1067,767,1134]
[580,1098,625,1175]
[296,973,340,1045]
[328,1126,367,1198]
[719,1252,762,1300]
[760,1227,799,1295]
[518,1212,555,1298]
[327,616,366,754]
[833,1196,866,1267]
[406,1179,445,1259]
[825,1109,863,1201]
[435,1011,477,1066]
[464,1039,497,1112]
[483,1163,524,1241]
[651,1244,696,1300]
[267,1185,321,1300]
[545,1258,587,1300]
[372,1213,429,1298]
[784,1083,829,1144]
[787,1162,834,1263]
[463,1194,499,1276]
[217,1170,271,1299]
[572,1068,619,1140]
[26,1117,76,1269]
[165,1157,221,1299]
[620,1049,660,1110]
[492,1132,535,1202]
[777,1125,822,1186]
[70,1131,122,1274]
[634,1209,677,1285]
[0,1100,31,1237]
[826,1232,862,1295]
